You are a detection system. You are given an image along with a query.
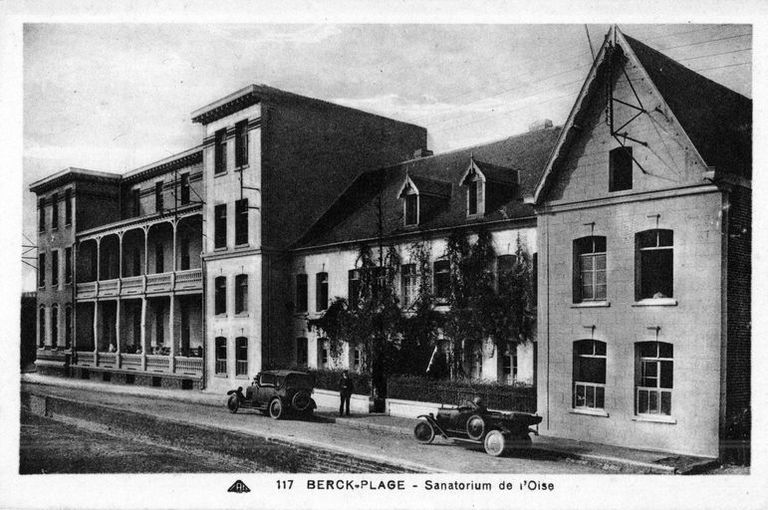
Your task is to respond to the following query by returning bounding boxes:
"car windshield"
[283,373,313,388]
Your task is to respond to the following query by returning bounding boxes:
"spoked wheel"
[484,430,507,457]
[292,391,311,412]
[269,398,284,419]
[466,414,486,441]
[413,420,435,444]
[227,395,240,413]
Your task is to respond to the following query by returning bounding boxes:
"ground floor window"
[215,337,227,375]
[318,339,329,369]
[573,340,606,410]
[636,341,673,416]
[470,347,482,379]
[501,349,518,384]
[51,305,59,348]
[352,347,362,372]
[38,306,45,347]
[296,337,308,367]
[235,337,248,376]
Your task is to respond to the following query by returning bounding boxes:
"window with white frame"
[235,274,248,314]
[318,339,329,368]
[433,260,450,302]
[214,276,226,315]
[573,236,606,302]
[404,193,418,226]
[401,263,418,309]
[573,340,606,410]
[235,337,248,376]
[636,342,673,416]
[353,347,362,372]
[501,349,518,384]
[470,347,483,380]
[316,272,328,311]
[635,229,673,300]
[215,337,227,374]
[348,269,361,308]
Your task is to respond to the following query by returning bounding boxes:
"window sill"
[632,415,676,424]
[214,170,228,178]
[214,314,228,319]
[632,298,678,307]
[235,374,250,379]
[234,243,250,249]
[235,164,250,172]
[571,301,611,308]
[213,247,228,252]
[235,312,250,318]
[570,408,609,418]
[214,373,228,378]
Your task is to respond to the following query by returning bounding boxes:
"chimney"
[528,119,554,132]
[413,148,434,159]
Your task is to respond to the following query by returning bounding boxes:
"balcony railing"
[146,273,173,294]
[76,282,97,299]
[99,279,119,297]
[175,268,202,291]
[121,353,142,370]
[174,356,203,376]
[76,351,95,366]
[121,276,144,295]
[146,354,170,372]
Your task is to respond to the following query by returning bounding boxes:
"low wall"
[385,398,443,419]
[312,389,370,414]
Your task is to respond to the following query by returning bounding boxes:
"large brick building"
[28,27,750,458]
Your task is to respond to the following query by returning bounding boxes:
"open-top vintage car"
[413,398,542,457]
[226,369,317,420]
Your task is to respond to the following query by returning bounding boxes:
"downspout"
[201,253,207,390]
[545,213,551,430]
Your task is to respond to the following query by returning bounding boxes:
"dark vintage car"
[413,399,542,456]
[226,370,317,420]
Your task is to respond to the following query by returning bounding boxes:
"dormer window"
[398,173,450,227]
[405,193,419,226]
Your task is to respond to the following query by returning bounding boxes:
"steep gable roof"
[534,26,752,204]
[294,127,560,249]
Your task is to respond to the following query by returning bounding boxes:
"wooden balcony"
[76,269,202,299]
[175,269,203,292]
[146,273,173,294]
[174,356,204,376]
[73,351,203,378]
[76,282,97,299]
[121,353,142,370]
[99,279,119,297]
[120,276,144,296]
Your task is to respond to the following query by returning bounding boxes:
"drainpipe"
[200,253,207,390]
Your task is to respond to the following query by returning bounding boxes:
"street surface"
[21,383,604,474]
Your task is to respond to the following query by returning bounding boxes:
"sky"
[21,23,752,289]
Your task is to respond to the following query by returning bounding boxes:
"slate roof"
[624,34,752,179]
[407,175,452,198]
[472,159,520,186]
[294,127,561,249]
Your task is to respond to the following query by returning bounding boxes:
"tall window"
[65,306,72,348]
[433,260,450,301]
[51,305,59,348]
[404,193,418,226]
[468,180,478,215]
[296,337,308,367]
[155,181,164,212]
[215,128,227,174]
[348,269,360,307]
[38,306,45,347]
[214,204,227,249]
[155,303,165,347]
[235,274,248,314]
[235,199,248,245]
[401,263,418,309]
[215,276,226,315]
[573,340,606,410]
[65,247,72,283]
[131,188,141,217]
[51,250,59,287]
[296,274,308,312]
[318,340,329,368]
[155,242,164,273]
[180,174,190,205]
[64,189,72,226]
[636,342,673,416]
[609,146,633,192]
[316,272,328,311]
[235,120,249,167]
[132,247,141,276]
[636,229,673,300]
[470,347,483,379]
[38,199,45,232]
[215,337,227,374]
[51,193,59,230]
[502,350,518,384]
[180,237,190,270]
[38,253,46,288]
[353,347,362,371]
[573,236,606,302]
[235,337,248,376]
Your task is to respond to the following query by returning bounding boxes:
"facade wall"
[291,227,537,383]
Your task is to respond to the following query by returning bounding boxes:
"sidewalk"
[21,373,719,474]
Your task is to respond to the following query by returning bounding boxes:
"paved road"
[22,383,604,474]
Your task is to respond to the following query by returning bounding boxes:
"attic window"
[405,193,419,226]
[467,177,484,216]
[609,146,633,192]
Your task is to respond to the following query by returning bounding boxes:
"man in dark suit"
[339,371,354,416]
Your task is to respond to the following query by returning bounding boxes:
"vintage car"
[413,399,542,457]
[226,369,317,420]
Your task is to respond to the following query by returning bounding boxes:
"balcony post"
[95,236,101,294]
[115,298,121,368]
[169,295,176,373]
[92,301,99,365]
[142,226,149,292]
[117,231,124,295]
[140,297,147,371]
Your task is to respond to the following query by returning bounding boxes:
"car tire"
[466,414,486,441]
[227,395,239,413]
[269,398,284,420]
[483,430,506,457]
[413,420,435,444]
[292,391,311,412]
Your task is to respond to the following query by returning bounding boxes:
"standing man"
[339,371,354,417]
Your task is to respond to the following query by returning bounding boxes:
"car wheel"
[269,398,284,420]
[484,430,506,457]
[466,414,486,441]
[227,395,239,413]
[292,391,311,412]
[413,420,435,444]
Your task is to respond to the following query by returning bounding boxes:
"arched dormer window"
[461,160,486,216]
[461,158,519,218]
[398,175,420,226]
[397,174,451,227]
